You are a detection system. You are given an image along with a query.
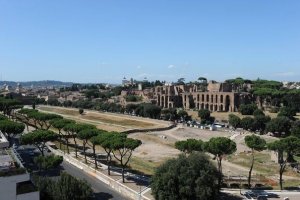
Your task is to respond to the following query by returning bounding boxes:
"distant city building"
[122,77,147,87]
[138,83,143,91]
[4,84,13,92]
[282,81,300,90]
[15,83,23,93]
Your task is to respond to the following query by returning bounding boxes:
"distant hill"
[0,80,74,88]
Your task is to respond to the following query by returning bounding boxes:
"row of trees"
[17,108,62,130]
[175,137,236,189]
[174,135,300,190]
[160,108,191,121]
[0,106,94,199]
[0,97,23,117]
[229,108,300,137]
[89,132,142,182]
[46,99,165,120]
[239,104,297,120]
[227,77,300,112]
[18,108,142,183]
[0,114,25,146]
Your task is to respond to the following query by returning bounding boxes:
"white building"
[0,132,39,200]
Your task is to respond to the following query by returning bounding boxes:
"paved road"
[62,161,128,200]
[16,142,127,200]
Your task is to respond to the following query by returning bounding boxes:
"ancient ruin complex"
[153,81,252,112]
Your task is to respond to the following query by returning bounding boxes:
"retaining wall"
[122,124,176,134]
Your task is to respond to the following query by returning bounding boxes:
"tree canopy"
[151,153,218,200]
[204,137,236,188]
[77,129,101,163]
[0,97,23,116]
[111,133,142,182]
[228,114,241,129]
[91,132,118,174]
[252,115,271,133]
[63,123,96,157]
[267,136,300,190]
[198,109,214,124]
[240,117,255,131]
[239,104,258,115]
[291,121,300,138]
[198,109,210,120]
[0,114,8,120]
[34,172,93,200]
[244,135,266,187]
[265,116,291,136]
[20,130,57,156]
[278,107,297,120]
[0,120,25,136]
[34,155,63,172]
[253,109,265,117]
[175,139,203,154]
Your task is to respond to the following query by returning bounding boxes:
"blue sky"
[0,0,300,83]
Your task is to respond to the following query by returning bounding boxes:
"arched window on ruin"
[202,94,204,102]
[225,95,230,112]
[214,105,218,111]
[165,96,168,108]
[211,95,214,103]
[201,103,204,109]
[215,95,218,103]
[197,94,199,101]
[220,95,223,103]
[206,104,209,109]
[210,104,213,111]
[206,94,209,102]
[157,94,160,105]
[220,104,223,111]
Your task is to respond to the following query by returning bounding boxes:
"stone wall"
[183,92,238,112]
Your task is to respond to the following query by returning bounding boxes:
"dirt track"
[37,105,170,132]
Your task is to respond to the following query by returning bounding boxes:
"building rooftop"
[0,133,26,177]
[0,132,9,148]
[0,149,14,170]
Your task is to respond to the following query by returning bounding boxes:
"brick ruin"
[153,81,252,112]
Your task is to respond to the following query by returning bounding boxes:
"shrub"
[151,153,218,200]
[239,104,258,115]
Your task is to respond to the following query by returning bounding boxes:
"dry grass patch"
[82,113,155,128]
[129,157,163,175]
[38,106,163,129]
[228,152,300,178]
[39,106,79,116]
